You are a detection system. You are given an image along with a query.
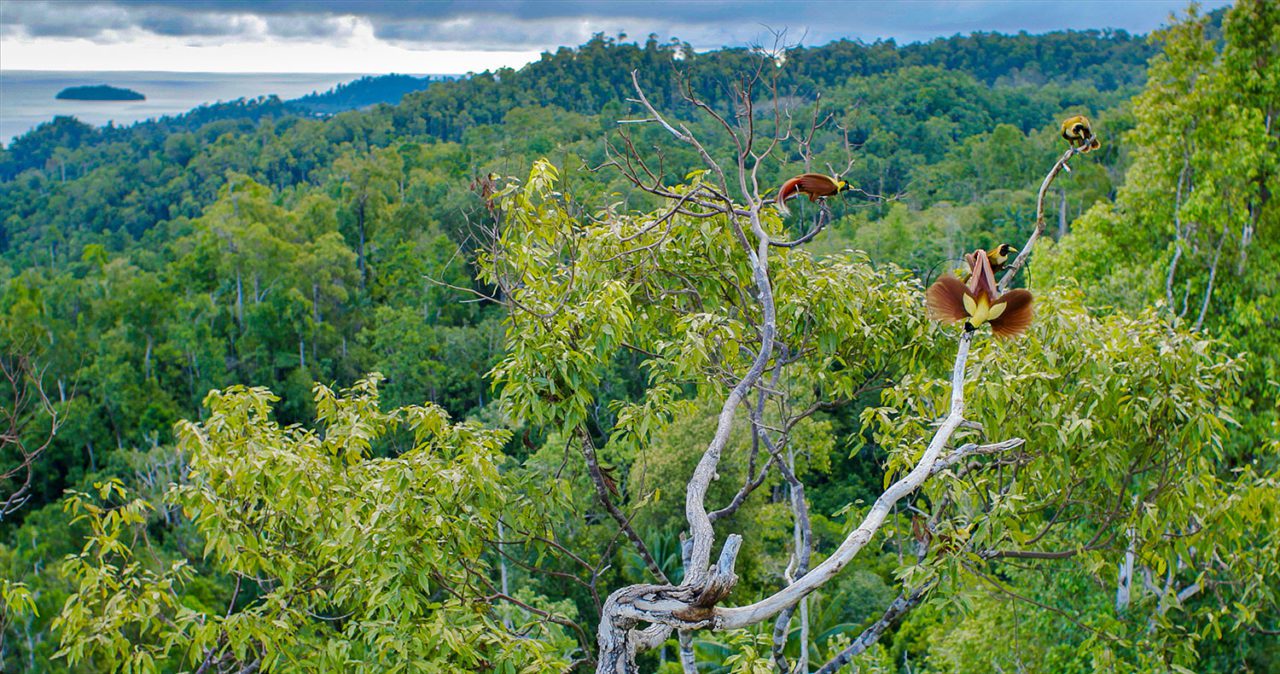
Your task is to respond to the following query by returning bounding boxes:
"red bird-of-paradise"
[773,173,851,215]
[927,248,1034,338]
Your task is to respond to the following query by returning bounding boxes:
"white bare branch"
[716,331,978,629]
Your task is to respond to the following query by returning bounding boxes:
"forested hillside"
[2,3,1277,672]
[289,74,458,115]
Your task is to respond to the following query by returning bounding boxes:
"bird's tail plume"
[774,176,802,215]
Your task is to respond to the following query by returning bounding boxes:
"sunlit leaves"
[54,378,571,672]
[52,480,199,674]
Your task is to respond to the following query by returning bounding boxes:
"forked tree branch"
[579,428,670,585]
[1,354,61,520]
[716,331,979,630]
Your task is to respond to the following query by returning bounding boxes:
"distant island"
[56,85,145,101]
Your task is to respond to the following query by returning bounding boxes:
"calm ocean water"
[0,71,381,145]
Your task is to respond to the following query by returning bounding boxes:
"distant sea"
[0,71,384,145]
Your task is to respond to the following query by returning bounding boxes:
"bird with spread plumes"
[774,173,851,214]
[928,249,1034,338]
[1061,115,1100,153]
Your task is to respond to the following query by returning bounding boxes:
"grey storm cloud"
[261,15,352,41]
[2,2,136,39]
[0,0,1232,50]
[134,11,255,39]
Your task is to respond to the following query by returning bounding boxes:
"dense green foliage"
[0,25,1158,517]
[52,381,572,672]
[2,5,1276,672]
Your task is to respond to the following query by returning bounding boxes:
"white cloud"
[1,18,542,73]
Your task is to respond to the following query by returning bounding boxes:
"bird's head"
[836,180,852,193]
[997,243,1017,256]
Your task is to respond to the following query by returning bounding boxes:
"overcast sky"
[0,0,1231,73]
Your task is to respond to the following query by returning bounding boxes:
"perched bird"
[986,242,1017,271]
[774,173,851,214]
[927,249,1034,338]
[964,243,1018,273]
[951,243,1017,284]
[1061,115,1101,153]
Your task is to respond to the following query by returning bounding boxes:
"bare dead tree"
[1,353,60,520]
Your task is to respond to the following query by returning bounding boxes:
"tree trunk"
[356,199,367,291]
[1058,189,1068,238]
[498,520,513,630]
[144,335,153,380]
[312,283,321,364]
[1194,223,1228,331]
[1116,529,1135,611]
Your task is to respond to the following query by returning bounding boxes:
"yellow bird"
[956,243,1017,282]
[1061,115,1100,153]
[965,243,1017,272]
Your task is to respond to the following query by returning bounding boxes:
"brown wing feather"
[927,276,971,323]
[990,289,1034,338]
[795,173,839,200]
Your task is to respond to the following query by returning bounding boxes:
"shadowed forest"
[1,2,1276,672]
